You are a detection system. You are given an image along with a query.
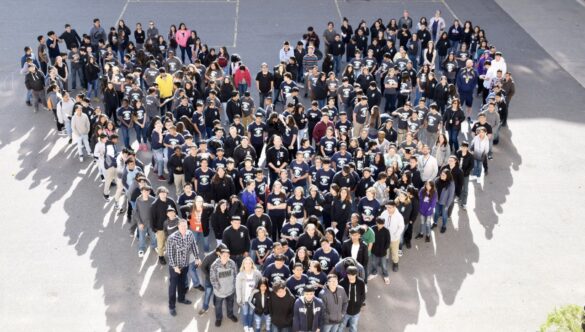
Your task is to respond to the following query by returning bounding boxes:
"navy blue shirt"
[248,122,266,145]
[281,222,304,250]
[313,248,340,274]
[315,168,336,192]
[263,263,291,287]
[286,274,309,297]
[357,197,381,226]
[290,160,309,187]
[251,237,274,261]
[287,196,305,219]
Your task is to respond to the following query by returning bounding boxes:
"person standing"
[236,257,263,332]
[456,141,474,210]
[268,280,296,332]
[71,105,92,162]
[418,144,438,182]
[24,65,46,113]
[210,247,239,327]
[222,216,251,268]
[292,285,324,332]
[339,266,366,332]
[319,274,348,332]
[368,217,391,284]
[134,185,156,257]
[432,169,455,233]
[198,244,227,316]
[152,187,177,265]
[166,219,201,316]
[380,201,404,272]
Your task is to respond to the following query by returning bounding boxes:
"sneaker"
[440,227,447,234]
[79,156,84,162]
[215,320,222,327]
[425,236,431,242]
[398,250,403,257]
[392,263,399,272]
[461,204,467,211]
[367,274,378,281]
[68,138,72,144]
[431,223,437,229]
[488,153,493,160]
[198,308,208,315]
[26,101,32,106]
[384,277,390,285]
[158,175,166,181]
[138,250,144,258]
[178,299,192,305]
[467,116,472,123]
[194,285,205,292]
[159,256,167,265]
[405,243,411,249]
[103,194,110,202]
[415,233,423,239]
[169,308,177,316]
[228,315,238,323]
[58,131,67,136]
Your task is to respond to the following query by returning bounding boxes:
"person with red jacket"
[233,64,252,96]
[312,112,335,152]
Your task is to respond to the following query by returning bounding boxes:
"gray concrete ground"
[0,0,584,331]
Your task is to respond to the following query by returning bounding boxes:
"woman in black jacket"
[250,278,271,331]
[396,189,414,250]
[211,167,236,203]
[210,200,231,242]
[312,73,328,109]
[435,32,451,67]
[330,187,353,241]
[103,81,120,124]
[305,185,325,221]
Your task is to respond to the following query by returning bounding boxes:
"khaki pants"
[242,114,253,128]
[397,129,407,145]
[156,230,167,257]
[389,240,400,264]
[173,174,185,197]
[353,122,365,138]
[104,167,123,201]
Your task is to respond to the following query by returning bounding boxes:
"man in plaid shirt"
[166,219,201,316]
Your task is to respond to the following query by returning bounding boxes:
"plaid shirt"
[166,230,199,268]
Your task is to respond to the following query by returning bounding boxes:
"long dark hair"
[423,180,436,197]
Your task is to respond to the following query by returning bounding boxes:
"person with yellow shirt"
[155,68,174,113]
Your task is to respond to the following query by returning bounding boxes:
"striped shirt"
[166,230,200,268]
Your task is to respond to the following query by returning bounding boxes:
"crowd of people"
[21,8,515,332]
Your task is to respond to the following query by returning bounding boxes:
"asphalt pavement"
[0,0,584,331]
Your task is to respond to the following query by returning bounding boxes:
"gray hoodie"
[134,195,154,227]
[319,285,348,324]
[210,259,237,298]
[235,270,262,304]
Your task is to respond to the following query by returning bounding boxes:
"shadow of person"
[472,128,522,239]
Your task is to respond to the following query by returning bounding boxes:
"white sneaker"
[138,250,144,258]
[398,250,403,257]
[384,277,390,285]
[79,156,84,162]
[367,274,377,281]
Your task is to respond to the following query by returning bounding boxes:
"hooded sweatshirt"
[319,285,348,324]
[210,258,237,298]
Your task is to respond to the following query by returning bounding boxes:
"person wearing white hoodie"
[56,92,75,144]
[470,127,490,177]
[380,201,404,272]
[71,105,91,162]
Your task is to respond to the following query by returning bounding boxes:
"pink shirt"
[175,29,191,47]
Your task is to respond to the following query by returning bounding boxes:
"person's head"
[273,280,287,297]
[303,285,316,301]
[327,274,339,290]
[274,255,285,268]
[178,219,188,236]
[320,237,331,251]
[305,223,317,237]
[346,266,358,282]
[231,216,241,229]
[292,263,304,277]
[385,200,397,214]
[240,256,255,272]
[349,227,360,242]
[219,248,231,264]
[166,206,177,220]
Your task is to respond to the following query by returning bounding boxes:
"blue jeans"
[270,324,291,332]
[202,278,214,310]
[447,127,460,152]
[214,293,235,320]
[137,226,156,252]
[25,89,32,103]
[186,261,202,289]
[70,66,84,90]
[87,79,99,98]
[317,99,326,109]
[323,323,342,332]
[134,125,146,144]
[152,148,164,176]
[384,94,397,113]
[333,55,342,74]
[342,313,360,332]
[473,158,484,177]
[241,302,254,328]
[238,83,248,96]
[193,231,210,253]
[433,203,448,228]
[369,255,389,277]
[120,126,131,148]
[419,215,433,236]
[255,314,271,332]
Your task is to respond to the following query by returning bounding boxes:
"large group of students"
[21,8,515,332]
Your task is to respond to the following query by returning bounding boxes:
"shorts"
[459,91,473,107]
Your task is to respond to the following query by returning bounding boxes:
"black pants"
[252,142,264,165]
[402,222,414,247]
[168,265,189,309]
[269,214,285,240]
[51,109,64,131]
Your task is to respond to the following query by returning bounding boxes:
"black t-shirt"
[256,71,274,93]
